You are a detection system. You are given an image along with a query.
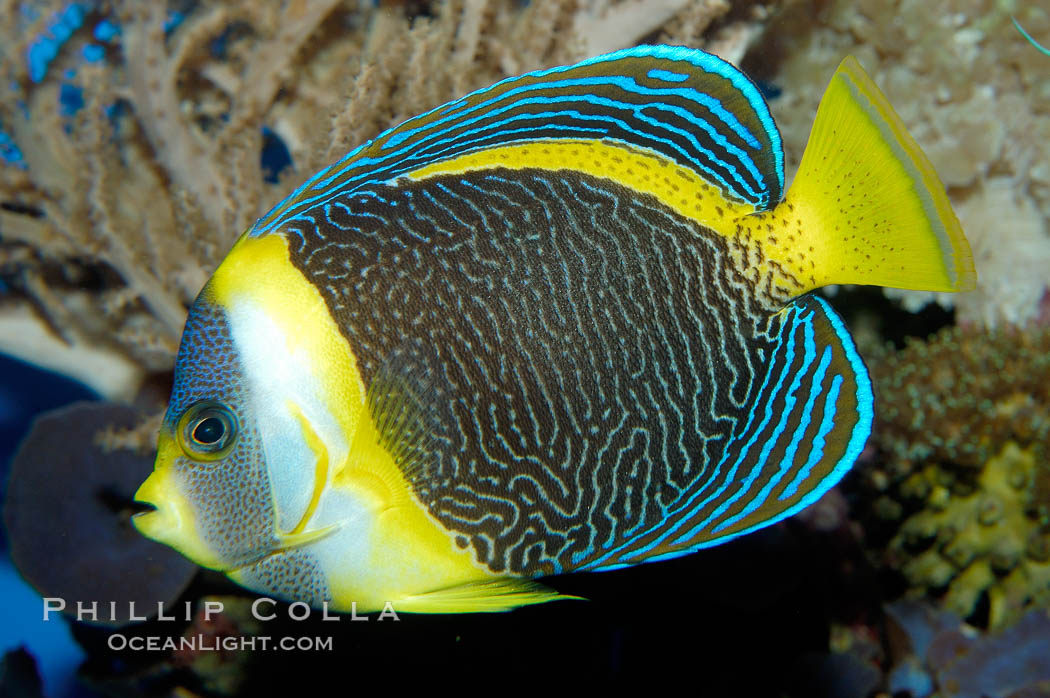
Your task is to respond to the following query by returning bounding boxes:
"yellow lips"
[132,452,231,571]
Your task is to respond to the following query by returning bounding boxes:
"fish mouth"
[130,456,347,573]
[93,483,157,519]
[130,470,175,542]
[134,505,345,575]
[128,499,158,516]
[130,490,181,548]
[131,492,271,573]
[130,469,232,571]
[129,500,161,538]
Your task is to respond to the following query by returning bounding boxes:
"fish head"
[131,291,283,571]
[132,233,359,579]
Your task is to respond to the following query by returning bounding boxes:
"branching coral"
[0,0,773,399]
[2,0,358,392]
[863,325,1050,630]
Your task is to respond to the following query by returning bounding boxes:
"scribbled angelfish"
[133,46,974,613]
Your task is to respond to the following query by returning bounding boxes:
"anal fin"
[394,578,582,614]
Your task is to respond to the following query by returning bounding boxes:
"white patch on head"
[224,297,349,535]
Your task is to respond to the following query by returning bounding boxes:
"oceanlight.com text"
[107,634,335,652]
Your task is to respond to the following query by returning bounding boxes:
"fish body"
[133,46,974,613]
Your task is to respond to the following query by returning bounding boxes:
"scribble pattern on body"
[285,169,867,576]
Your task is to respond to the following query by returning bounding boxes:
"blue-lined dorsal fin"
[254,45,784,236]
[577,294,873,571]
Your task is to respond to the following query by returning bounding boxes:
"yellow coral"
[864,324,1050,630]
[892,442,1050,630]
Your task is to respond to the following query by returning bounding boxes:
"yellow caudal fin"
[394,578,582,614]
[774,56,975,293]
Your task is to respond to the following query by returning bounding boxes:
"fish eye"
[193,417,225,444]
[176,401,238,461]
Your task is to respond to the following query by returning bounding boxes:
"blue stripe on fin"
[647,69,690,83]
[583,294,872,570]
[252,45,784,237]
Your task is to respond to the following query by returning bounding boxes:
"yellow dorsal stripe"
[407,139,760,234]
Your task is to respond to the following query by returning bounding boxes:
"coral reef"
[871,325,1050,474]
[888,442,1050,631]
[863,325,1050,630]
[753,0,1050,328]
[885,601,1050,698]
[0,0,773,398]
[4,2,1049,694]
[171,597,262,696]
[794,597,1050,697]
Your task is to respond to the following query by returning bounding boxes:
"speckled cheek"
[173,435,277,567]
[228,549,332,608]
[167,294,279,567]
